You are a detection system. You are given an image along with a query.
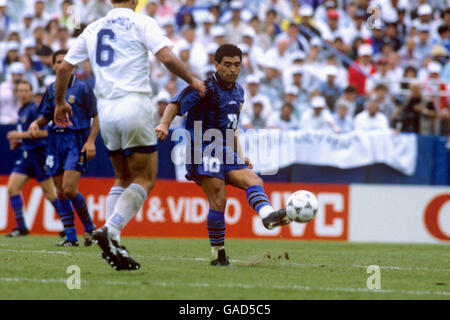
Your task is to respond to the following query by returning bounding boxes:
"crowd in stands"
[0,0,449,145]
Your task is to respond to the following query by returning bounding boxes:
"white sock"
[259,205,274,219]
[106,186,125,221]
[106,183,147,238]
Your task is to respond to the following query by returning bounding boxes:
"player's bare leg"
[226,169,290,229]
[62,170,96,245]
[5,173,30,237]
[199,176,231,266]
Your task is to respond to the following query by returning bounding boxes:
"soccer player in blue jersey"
[29,50,99,247]
[156,44,289,266]
[5,80,63,237]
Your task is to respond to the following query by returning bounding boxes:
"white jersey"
[64,8,172,100]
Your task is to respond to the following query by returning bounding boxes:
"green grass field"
[0,235,449,300]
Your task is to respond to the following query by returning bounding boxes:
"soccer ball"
[286,190,318,223]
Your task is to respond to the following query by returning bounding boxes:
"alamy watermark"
[367,5,382,30]
[366,265,381,290]
[66,265,81,290]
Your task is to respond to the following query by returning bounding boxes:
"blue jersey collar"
[212,72,237,91]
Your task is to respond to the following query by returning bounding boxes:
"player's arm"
[155,47,205,97]
[82,114,99,160]
[155,102,180,141]
[8,128,48,140]
[29,115,50,137]
[54,61,76,127]
[234,129,253,169]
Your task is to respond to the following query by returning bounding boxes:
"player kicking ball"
[155,44,289,266]
[29,50,99,247]
[5,80,63,238]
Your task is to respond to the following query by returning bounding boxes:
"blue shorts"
[45,129,89,176]
[12,147,50,182]
[185,147,249,186]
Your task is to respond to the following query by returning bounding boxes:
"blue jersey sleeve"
[38,85,54,121]
[170,86,201,116]
[83,85,98,118]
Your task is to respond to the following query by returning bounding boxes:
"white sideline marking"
[1,277,448,297]
[0,249,71,255]
[353,264,450,272]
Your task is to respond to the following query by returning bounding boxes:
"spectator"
[336,85,358,117]
[398,37,422,70]
[371,83,398,125]
[267,102,299,130]
[0,62,24,124]
[333,101,354,133]
[0,0,10,42]
[240,95,268,129]
[2,41,21,78]
[300,95,339,132]
[415,24,437,65]
[259,59,284,108]
[242,74,272,119]
[297,5,321,41]
[354,99,390,131]
[348,43,377,97]
[396,81,436,134]
[318,65,342,112]
[366,57,399,96]
[152,90,182,128]
[196,12,215,48]
[225,1,245,45]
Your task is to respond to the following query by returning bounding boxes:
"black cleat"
[93,226,140,271]
[56,239,79,247]
[84,229,96,247]
[116,245,140,271]
[262,208,291,230]
[5,228,29,237]
[93,226,121,270]
[211,249,231,267]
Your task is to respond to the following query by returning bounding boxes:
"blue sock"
[58,199,77,242]
[245,185,273,216]
[70,192,95,232]
[206,209,225,247]
[10,195,27,230]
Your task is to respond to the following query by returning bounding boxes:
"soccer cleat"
[5,228,29,237]
[83,229,96,247]
[56,239,79,247]
[210,249,231,267]
[116,245,141,271]
[93,226,121,270]
[262,208,291,230]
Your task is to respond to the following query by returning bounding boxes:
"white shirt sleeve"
[141,16,173,55]
[64,33,89,66]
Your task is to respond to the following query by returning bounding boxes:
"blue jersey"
[39,76,97,131]
[17,101,47,151]
[170,73,247,185]
[170,73,244,146]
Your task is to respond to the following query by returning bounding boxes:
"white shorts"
[98,93,157,156]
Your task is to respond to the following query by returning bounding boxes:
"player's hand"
[7,131,20,140]
[244,157,253,169]
[28,121,40,138]
[189,77,205,97]
[155,123,169,141]
[54,101,73,127]
[81,141,96,160]
[9,139,20,150]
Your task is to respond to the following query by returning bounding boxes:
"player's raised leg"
[199,176,231,266]
[226,169,290,230]
[62,170,96,246]
[5,173,30,237]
